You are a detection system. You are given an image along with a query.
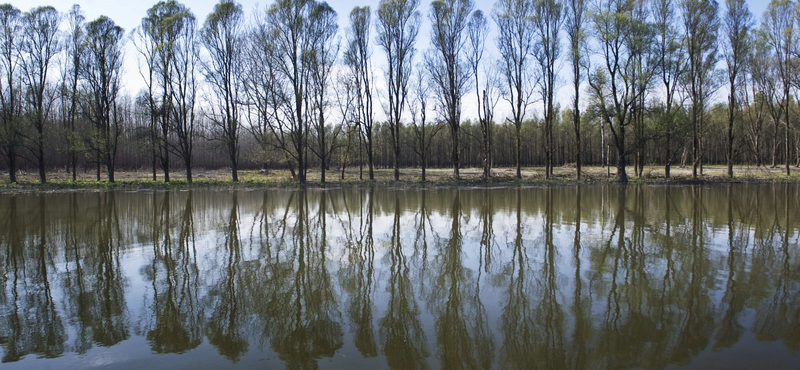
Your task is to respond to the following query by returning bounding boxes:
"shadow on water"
[1,184,799,369]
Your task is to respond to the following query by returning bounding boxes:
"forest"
[0,0,793,184]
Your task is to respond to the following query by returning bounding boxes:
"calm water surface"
[1,184,799,370]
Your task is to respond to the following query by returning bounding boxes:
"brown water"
[1,184,799,370]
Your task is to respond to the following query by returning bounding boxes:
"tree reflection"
[753,184,800,351]
[713,185,747,350]
[145,192,202,354]
[1,196,28,362]
[206,192,248,361]
[61,193,129,353]
[569,186,590,370]
[339,188,378,357]
[531,188,567,369]
[266,191,343,370]
[0,195,68,361]
[380,192,429,370]
[0,185,799,367]
[500,188,537,370]
[479,189,495,273]
[670,186,715,365]
[430,190,494,370]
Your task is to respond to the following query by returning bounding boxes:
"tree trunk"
[393,129,400,181]
[515,124,521,179]
[665,134,671,179]
[7,149,16,183]
[186,160,193,183]
[616,146,628,184]
[785,96,791,176]
[727,94,734,178]
[575,112,581,181]
[692,103,699,179]
[232,156,239,183]
[367,140,374,181]
[38,135,46,184]
[451,125,459,179]
[71,152,77,182]
[107,163,114,183]
[421,155,427,182]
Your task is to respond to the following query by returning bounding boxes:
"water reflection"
[1,185,799,369]
[381,192,428,369]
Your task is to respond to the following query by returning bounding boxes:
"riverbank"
[1,164,799,193]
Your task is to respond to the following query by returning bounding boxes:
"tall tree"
[744,31,773,167]
[587,0,651,183]
[139,0,192,182]
[377,0,421,181]
[307,2,339,184]
[683,0,720,179]
[427,0,474,179]
[533,0,564,179]
[20,6,60,183]
[465,9,493,180]
[62,5,84,181]
[170,7,198,183]
[653,0,686,179]
[723,0,753,178]
[762,0,796,176]
[629,0,655,178]
[82,16,125,182]
[409,67,444,181]
[132,11,159,181]
[565,0,585,180]
[201,0,244,182]
[255,0,335,184]
[0,4,20,182]
[344,6,376,180]
[242,6,282,177]
[494,0,536,179]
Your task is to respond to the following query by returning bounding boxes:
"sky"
[4,0,772,121]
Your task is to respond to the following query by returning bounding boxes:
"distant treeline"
[0,0,795,184]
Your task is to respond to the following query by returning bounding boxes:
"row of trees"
[0,0,797,184]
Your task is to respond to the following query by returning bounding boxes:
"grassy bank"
[1,164,799,193]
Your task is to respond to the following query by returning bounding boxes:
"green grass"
[1,165,799,193]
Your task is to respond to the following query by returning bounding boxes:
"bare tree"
[533,0,563,179]
[377,0,421,181]
[653,0,686,179]
[253,0,335,184]
[0,4,20,182]
[243,6,282,176]
[138,0,193,182]
[82,16,125,182]
[409,67,445,181]
[683,0,720,179]
[566,0,585,180]
[345,6,376,180]
[762,0,796,176]
[466,9,493,180]
[723,0,753,178]
[493,0,536,179]
[201,0,244,182]
[629,0,655,178]
[170,8,198,182]
[744,31,773,167]
[334,73,358,179]
[307,2,339,184]
[62,5,84,181]
[427,0,473,179]
[20,6,60,183]
[586,0,651,183]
